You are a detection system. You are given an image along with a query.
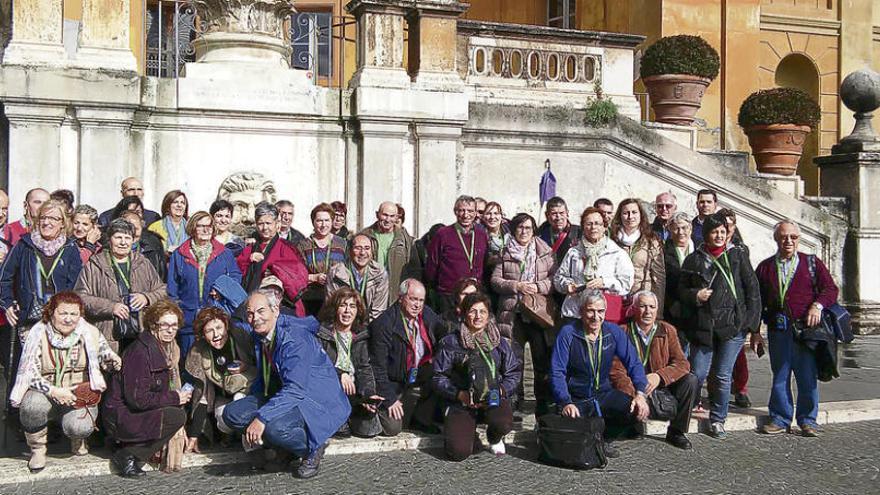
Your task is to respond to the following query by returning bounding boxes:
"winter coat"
[102,329,183,443]
[549,320,648,406]
[368,301,442,408]
[553,238,634,318]
[490,238,556,338]
[359,223,414,300]
[326,261,389,323]
[167,239,242,337]
[138,230,168,281]
[431,323,522,404]
[538,221,582,264]
[236,236,308,316]
[609,321,690,397]
[183,325,256,415]
[249,315,350,455]
[74,251,167,348]
[315,324,377,397]
[0,234,82,325]
[677,245,761,347]
[618,234,666,315]
[663,239,691,328]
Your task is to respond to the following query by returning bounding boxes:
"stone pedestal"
[346,0,411,89]
[3,0,65,66]
[75,0,137,71]
[407,0,468,91]
[816,152,880,334]
[752,172,805,199]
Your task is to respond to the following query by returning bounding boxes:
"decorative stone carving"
[835,68,880,154]
[190,0,295,66]
[217,172,278,236]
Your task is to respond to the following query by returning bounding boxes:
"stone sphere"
[840,68,880,114]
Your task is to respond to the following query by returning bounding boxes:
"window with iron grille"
[144,0,197,78]
[547,0,576,29]
[290,12,333,78]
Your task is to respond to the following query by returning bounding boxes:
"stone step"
[1,398,877,485]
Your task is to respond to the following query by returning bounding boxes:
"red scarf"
[706,244,725,258]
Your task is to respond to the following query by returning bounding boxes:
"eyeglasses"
[40,216,63,223]
[515,225,533,232]
[779,235,799,241]
[195,223,213,230]
[656,204,675,210]
[155,322,179,331]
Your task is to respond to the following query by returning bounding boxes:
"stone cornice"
[760,13,840,37]
[457,20,645,49]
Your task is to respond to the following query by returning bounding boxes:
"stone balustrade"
[457,20,644,118]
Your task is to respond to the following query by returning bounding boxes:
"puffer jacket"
[677,245,761,347]
[617,234,666,315]
[552,237,634,318]
[489,238,555,338]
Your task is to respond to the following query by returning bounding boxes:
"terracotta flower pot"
[643,74,712,126]
[744,124,811,176]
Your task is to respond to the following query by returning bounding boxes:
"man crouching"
[223,290,350,478]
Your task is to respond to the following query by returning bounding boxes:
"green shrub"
[639,35,720,80]
[737,87,821,129]
[585,98,618,127]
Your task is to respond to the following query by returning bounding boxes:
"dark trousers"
[119,407,186,462]
[654,374,699,434]
[443,399,513,461]
[569,388,637,437]
[511,315,552,416]
[377,385,438,437]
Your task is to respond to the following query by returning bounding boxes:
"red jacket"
[5,220,28,247]
[237,237,309,316]
[755,252,839,322]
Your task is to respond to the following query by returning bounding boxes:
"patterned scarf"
[334,329,355,375]
[30,229,67,257]
[191,241,213,299]
[163,217,187,250]
[459,321,501,351]
[505,236,537,282]
[580,236,607,280]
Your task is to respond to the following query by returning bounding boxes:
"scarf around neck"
[163,216,187,249]
[617,228,641,248]
[505,236,537,282]
[459,321,501,351]
[580,236,607,279]
[31,229,67,257]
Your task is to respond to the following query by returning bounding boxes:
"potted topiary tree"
[640,35,720,126]
[738,87,821,176]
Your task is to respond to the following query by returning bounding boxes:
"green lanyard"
[711,252,738,299]
[38,249,64,283]
[109,253,131,289]
[261,331,276,396]
[629,322,656,368]
[454,225,476,271]
[776,257,796,307]
[584,330,603,392]
[349,263,369,299]
[310,238,331,273]
[52,346,74,387]
[474,332,497,379]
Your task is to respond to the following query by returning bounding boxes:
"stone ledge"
[0,399,877,485]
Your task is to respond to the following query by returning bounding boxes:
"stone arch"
[775,53,821,195]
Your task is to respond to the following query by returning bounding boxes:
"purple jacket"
[755,252,839,322]
[425,224,488,294]
[102,330,182,443]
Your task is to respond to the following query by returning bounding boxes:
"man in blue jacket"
[223,290,350,479]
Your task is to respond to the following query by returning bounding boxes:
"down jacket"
[489,238,555,338]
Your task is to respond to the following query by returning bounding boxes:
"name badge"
[407,368,418,385]
[487,388,501,408]
[775,314,788,331]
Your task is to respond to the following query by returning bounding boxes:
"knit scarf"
[459,321,501,351]
[31,229,67,257]
[580,236,607,280]
[9,319,108,408]
[191,241,213,299]
[505,236,537,282]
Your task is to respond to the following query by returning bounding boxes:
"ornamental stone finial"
[190,0,296,66]
[835,68,880,154]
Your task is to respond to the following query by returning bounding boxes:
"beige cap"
[260,275,283,290]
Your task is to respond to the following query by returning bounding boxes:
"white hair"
[773,219,801,238]
[581,289,607,309]
[398,278,425,298]
[249,288,280,310]
[632,290,658,306]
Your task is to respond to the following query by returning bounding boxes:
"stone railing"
[457,20,644,118]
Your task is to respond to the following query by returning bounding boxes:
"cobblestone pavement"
[9,420,880,495]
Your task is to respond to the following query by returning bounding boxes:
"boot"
[25,428,48,473]
[71,437,89,456]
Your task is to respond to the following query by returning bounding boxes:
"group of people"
[0,178,841,478]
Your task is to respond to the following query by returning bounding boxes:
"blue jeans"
[768,327,819,428]
[690,332,745,424]
[223,395,309,457]
[567,388,636,429]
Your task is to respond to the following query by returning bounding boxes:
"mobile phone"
[181,383,194,393]
[573,284,588,293]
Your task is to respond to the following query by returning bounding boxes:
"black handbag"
[537,413,607,470]
[647,388,678,421]
[112,314,140,342]
[806,255,853,343]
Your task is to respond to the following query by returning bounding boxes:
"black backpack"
[537,413,607,470]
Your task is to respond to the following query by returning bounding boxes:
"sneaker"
[708,422,727,439]
[761,423,787,435]
[800,424,820,438]
[489,440,506,456]
[734,393,751,408]
[296,443,326,479]
[603,442,620,458]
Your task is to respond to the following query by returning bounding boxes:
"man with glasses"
[358,201,413,301]
[425,195,489,314]
[275,200,306,245]
[6,188,49,247]
[652,192,678,242]
[326,234,389,323]
[98,178,160,229]
[755,220,839,437]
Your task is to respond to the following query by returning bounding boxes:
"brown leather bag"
[72,381,102,409]
[520,293,557,330]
